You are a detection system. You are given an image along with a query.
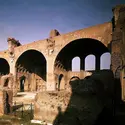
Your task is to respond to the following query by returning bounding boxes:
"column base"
[46,82,55,91]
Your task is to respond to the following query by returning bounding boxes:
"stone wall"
[53,65,93,91]
[34,70,114,124]
[0,89,13,115]
[111,5,125,77]
[34,91,71,123]
[16,71,46,92]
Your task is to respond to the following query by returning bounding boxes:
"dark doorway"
[20,76,25,92]
[57,74,64,91]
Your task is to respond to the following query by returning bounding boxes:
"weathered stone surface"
[0,73,14,89]
[49,29,60,38]
[34,91,71,122]
[0,73,13,115]
[0,4,124,124]
[0,18,113,92]
[34,70,114,124]
[111,4,125,76]
[0,89,13,115]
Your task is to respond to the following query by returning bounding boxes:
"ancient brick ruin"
[0,4,124,124]
[0,73,13,115]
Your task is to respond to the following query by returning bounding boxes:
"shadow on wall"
[113,78,125,125]
[53,70,115,125]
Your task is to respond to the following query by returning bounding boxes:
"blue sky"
[0,0,125,51]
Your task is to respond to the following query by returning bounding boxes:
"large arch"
[54,38,109,90]
[15,49,46,92]
[54,38,109,70]
[0,58,10,75]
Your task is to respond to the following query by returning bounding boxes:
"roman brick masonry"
[0,4,124,125]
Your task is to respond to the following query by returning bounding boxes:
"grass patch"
[0,110,41,125]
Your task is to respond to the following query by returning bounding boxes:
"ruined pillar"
[30,73,36,91]
[7,38,21,74]
[81,57,85,70]
[0,89,13,115]
[96,55,100,70]
[7,38,21,96]
[120,69,125,101]
[46,57,55,91]
[111,5,125,78]
[111,28,123,77]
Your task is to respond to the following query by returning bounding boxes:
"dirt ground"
[13,92,37,104]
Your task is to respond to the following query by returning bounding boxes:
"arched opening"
[16,49,46,92]
[69,76,80,90]
[72,57,80,72]
[56,74,64,91]
[20,76,26,92]
[70,76,80,82]
[85,54,96,71]
[54,38,109,91]
[100,52,111,70]
[4,78,9,87]
[0,58,9,75]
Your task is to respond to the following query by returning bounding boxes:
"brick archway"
[15,49,47,92]
[53,38,110,91]
[54,22,112,57]
[0,58,10,75]
[54,38,109,70]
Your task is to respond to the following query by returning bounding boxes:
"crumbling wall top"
[49,29,60,38]
[112,4,125,10]
[7,37,21,47]
[112,4,125,30]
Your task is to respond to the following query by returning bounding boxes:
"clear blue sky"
[0,0,125,51]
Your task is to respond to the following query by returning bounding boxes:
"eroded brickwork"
[0,89,13,115]
[0,4,124,124]
[111,5,125,77]
[0,21,112,92]
[0,4,124,110]
[34,70,114,124]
